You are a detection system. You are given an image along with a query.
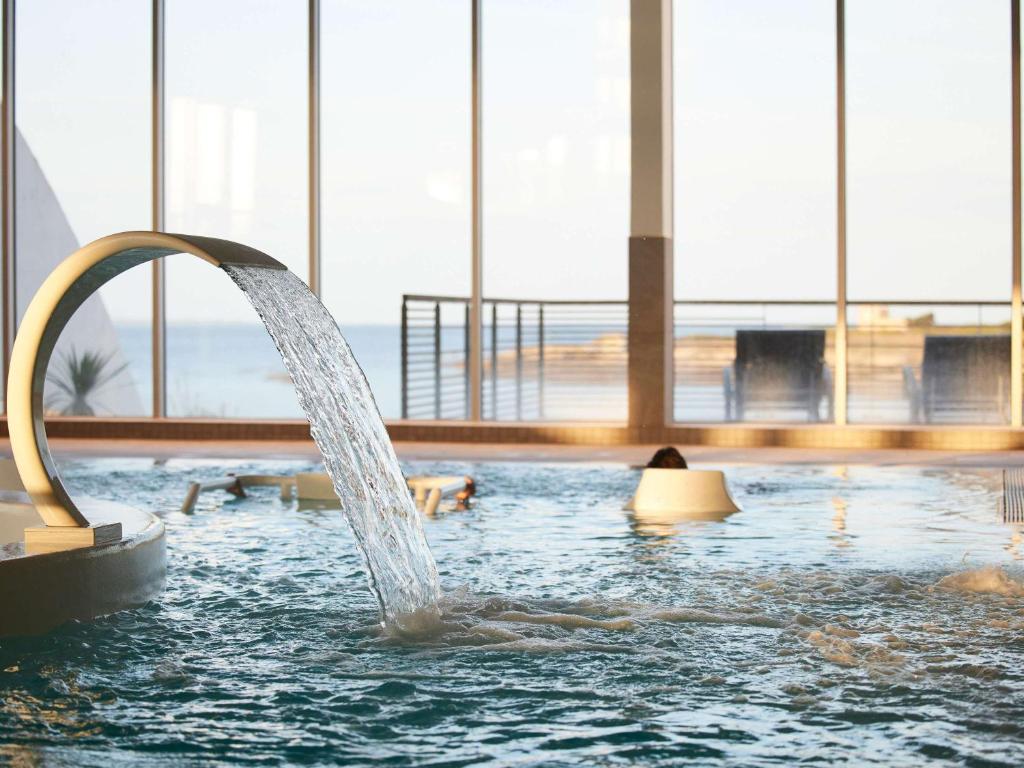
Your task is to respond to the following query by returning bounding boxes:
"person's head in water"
[646,446,688,469]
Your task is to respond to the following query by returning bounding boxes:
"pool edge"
[0,502,166,637]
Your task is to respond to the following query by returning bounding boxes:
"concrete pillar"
[628,0,673,441]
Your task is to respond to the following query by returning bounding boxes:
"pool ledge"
[0,496,166,637]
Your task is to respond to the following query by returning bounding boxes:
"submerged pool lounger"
[182,473,475,516]
[0,232,286,637]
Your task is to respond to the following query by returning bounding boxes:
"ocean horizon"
[113,323,404,419]
[101,322,746,422]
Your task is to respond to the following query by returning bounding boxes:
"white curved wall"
[14,129,143,416]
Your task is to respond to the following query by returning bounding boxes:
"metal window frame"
[834,0,848,426]
[0,0,1020,434]
[469,0,483,421]
[151,0,165,417]
[308,0,321,297]
[1011,0,1022,427]
[2,0,15,400]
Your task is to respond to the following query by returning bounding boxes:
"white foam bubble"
[492,610,636,631]
[648,607,783,628]
[933,566,1024,597]
[469,637,633,654]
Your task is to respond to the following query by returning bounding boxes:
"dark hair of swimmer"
[646,446,688,469]
[455,476,476,506]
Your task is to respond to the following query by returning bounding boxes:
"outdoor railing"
[402,295,1012,425]
[400,295,470,421]
[401,295,627,421]
[845,301,1011,425]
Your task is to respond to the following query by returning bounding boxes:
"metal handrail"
[405,294,1011,307]
[402,293,626,306]
[401,293,629,421]
[401,293,1010,423]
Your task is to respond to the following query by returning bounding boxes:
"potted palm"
[45,347,128,416]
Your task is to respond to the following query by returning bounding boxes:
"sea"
[115,323,400,420]
[106,322,916,425]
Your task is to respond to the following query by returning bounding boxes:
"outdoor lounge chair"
[903,334,1009,423]
[723,329,832,422]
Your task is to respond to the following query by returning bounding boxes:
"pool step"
[1002,468,1024,523]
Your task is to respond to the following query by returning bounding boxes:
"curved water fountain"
[1,231,439,636]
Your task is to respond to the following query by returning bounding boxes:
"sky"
[12,0,1017,330]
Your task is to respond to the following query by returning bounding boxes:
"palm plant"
[45,347,128,416]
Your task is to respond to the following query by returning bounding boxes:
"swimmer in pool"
[646,446,688,469]
[454,476,476,509]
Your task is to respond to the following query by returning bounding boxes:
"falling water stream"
[225,265,441,623]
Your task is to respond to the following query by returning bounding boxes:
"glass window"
[321,1,471,421]
[483,0,630,421]
[16,0,152,417]
[847,0,1010,303]
[165,0,307,418]
[673,0,836,423]
[846,0,1010,423]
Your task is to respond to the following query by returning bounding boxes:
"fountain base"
[0,497,165,637]
[24,521,123,554]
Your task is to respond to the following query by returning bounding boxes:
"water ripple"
[1,460,1022,766]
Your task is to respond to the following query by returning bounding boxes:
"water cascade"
[226,265,441,622]
[5,231,440,630]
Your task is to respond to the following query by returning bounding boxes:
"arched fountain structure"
[2,230,440,636]
[1,232,285,635]
[9,231,285,543]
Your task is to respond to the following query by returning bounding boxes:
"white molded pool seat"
[625,468,740,522]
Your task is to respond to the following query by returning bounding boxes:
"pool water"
[2,458,1023,766]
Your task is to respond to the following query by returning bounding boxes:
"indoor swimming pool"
[1,458,1022,766]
